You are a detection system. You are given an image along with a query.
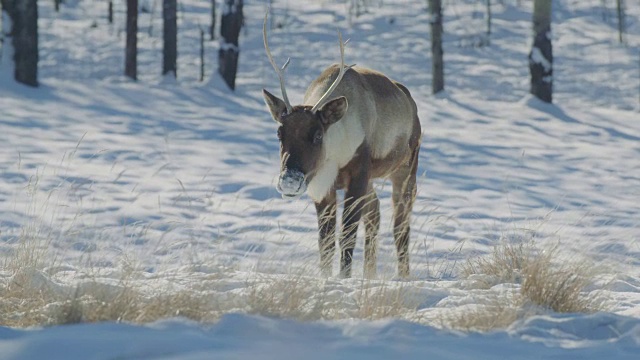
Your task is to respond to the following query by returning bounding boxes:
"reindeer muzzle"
[276,169,307,200]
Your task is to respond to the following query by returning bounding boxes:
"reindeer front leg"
[315,190,337,277]
[362,184,380,279]
[340,161,370,278]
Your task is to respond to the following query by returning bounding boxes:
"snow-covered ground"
[1,0,640,358]
[1,312,639,359]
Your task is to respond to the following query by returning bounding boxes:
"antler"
[263,12,293,114]
[311,31,353,113]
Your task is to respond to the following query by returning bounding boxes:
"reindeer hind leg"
[362,183,380,279]
[391,146,419,278]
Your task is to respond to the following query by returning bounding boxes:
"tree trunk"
[108,0,113,24]
[209,0,216,40]
[1,0,13,19]
[218,0,242,91]
[0,1,4,64]
[125,0,138,80]
[163,0,177,77]
[486,0,492,36]
[200,28,205,81]
[529,0,552,103]
[616,0,625,44]
[10,0,39,87]
[429,0,444,94]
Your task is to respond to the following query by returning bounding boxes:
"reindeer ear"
[263,89,288,123]
[318,96,348,126]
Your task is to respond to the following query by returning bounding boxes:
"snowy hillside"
[1,0,640,358]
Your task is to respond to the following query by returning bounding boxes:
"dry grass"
[0,265,220,327]
[244,270,419,322]
[0,168,222,327]
[460,241,531,287]
[2,212,57,275]
[0,180,605,331]
[245,272,328,321]
[56,287,219,325]
[0,214,61,327]
[0,268,60,327]
[520,245,600,313]
[0,233,605,330]
[0,243,605,331]
[440,296,523,332]
[353,280,418,320]
[456,238,605,331]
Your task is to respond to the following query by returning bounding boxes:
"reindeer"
[262,16,421,278]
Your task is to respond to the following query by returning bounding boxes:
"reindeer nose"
[277,169,306,198]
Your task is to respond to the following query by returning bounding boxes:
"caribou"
[262,16,421,278]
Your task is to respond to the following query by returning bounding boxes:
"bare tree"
[529,0,552,103]
[163,0,177,77]
[125,0,138,80]
[616,0,625,44]
[429,0,444,94]
[108,0,114,24]
[486,0,491,36]
[2,0,38,86]
[218,0,243,90]
[200,27,205,81]
[209,0,216,40]
[0,1,4,60]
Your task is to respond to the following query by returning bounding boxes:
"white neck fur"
[305,112,365,202]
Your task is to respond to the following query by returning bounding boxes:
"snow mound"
[0,313,639,360]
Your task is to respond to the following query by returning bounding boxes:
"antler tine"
[311,31,354,113]
[263,12,293,114]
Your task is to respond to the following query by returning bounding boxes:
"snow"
[1,0,640,358]
[0,313,639,360]
[530,46,552,72]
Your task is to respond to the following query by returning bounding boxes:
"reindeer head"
[263,91,348,199]
[262,14,350,200]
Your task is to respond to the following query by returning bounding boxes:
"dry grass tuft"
[440,297,522,332]
[2,207,57,275]
[0,260,219,327]
[520,245,600,313]
[0,268,62,327]
[244,270,419,322]
[458,236,603,330]
[1,276,220,327]
[246,272,327,321]
[353,280,418,320]
[53,287,219,325]
[460,241,531,287]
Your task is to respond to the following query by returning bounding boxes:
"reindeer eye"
[312,130,323,145]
